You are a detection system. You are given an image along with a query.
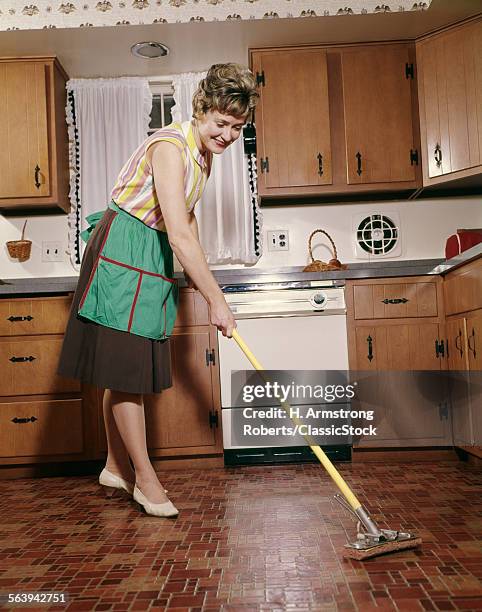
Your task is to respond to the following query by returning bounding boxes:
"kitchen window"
[148,81,175,134]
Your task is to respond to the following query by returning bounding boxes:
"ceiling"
[0,0,480,78]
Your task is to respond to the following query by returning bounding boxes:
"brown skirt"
[57,209,172,394]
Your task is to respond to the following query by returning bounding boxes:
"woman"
[58,64,259,517]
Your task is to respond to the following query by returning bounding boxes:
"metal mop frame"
[231,328,421,558]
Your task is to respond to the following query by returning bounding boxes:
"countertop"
[1,243,481,296]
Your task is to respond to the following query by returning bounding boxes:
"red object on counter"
[445,229,482,259]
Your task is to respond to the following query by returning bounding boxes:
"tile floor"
[0,461,481,611]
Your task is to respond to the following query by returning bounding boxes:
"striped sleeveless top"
[111,120,212,231]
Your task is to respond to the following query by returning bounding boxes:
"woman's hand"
[210,298,237,338]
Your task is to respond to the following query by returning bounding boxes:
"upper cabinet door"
[341,44,417,185]
[0,62,51,199]
[253,49,332,190]
[417,19,482,179]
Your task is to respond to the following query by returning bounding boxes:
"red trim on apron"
[79,213,117,311]
[99,255,176,283]
[128,272,143,332]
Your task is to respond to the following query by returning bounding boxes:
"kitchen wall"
[1,195,480,278]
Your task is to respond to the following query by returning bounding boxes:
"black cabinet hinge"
[209,410,219,429]
[256,71,265,86]
[405,63,414,79]
[438,400,449,421]
[435,339,445,358]
[410,149,419,165]
[205,348,216,366]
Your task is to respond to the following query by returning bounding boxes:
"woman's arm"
[184,214,199,289]
[151,141,235,336]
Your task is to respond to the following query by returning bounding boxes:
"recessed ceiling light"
[131,41,169,59]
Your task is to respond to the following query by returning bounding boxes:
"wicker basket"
[6,220,32,262]
[303,229,347,272]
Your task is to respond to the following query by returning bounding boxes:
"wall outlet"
[42,241,63,262]
[267,230,289,251]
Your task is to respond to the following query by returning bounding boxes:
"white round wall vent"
[353,212,401,259]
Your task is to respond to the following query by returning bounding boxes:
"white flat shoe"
[133,485,179,518]
[99,468,169,498]
[99,468,134,496]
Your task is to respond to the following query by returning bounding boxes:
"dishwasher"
[217,279,351,465]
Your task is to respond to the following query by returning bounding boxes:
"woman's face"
[196,110,247,155]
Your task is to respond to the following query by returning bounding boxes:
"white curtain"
[171,71,261,265]
[66,77,152,268]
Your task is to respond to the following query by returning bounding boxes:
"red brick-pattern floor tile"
[0,461,481,610]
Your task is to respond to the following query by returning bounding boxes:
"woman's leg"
[103,389,135,482]
[109,390,169,504]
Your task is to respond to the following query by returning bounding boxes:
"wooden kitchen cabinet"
[466,309,482,371]
[0,295,90,469]
[416,18,482,190]
[250,42,421,202]
[353,322,443,371]
[341,44,419,187]
[353,281,438,320]
[347,276,445,371]
[0,399,83,458]
[445,316,469,371]
[443,257,482,456]
[143,326,221,456]
[251,49,332,192]
[0,337,80,396]
[347,275,451,448]
[97,288,223,461]
[443,257,482,316]
[0,289,223,475]
[0,56,70,211]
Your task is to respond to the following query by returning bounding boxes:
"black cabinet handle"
[34,165,41,189]
[260,157,269,173]
[381,298,408,305]
[468,328,476,358]
[11,416,38,424]
[434,144,442,167]
[356,152,362,176]
[7,315,33,322]
[317,153,323,176]
[367,335,373,362]
[455,330,463,357]
[9,356,36,363]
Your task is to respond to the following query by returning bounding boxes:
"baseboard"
[0,460,102,480]
[151,455,225,470]
[352,447,459,462]
[0,455,225,480]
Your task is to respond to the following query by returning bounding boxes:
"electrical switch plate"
[42,241,63,262]
[267,230,289,251]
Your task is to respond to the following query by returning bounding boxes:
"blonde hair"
[192,63,259,120]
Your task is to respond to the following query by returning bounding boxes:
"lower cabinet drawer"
[0,296,72,336]
[0,399,84,458]
[354,281,438,319]
[0,338,80,396]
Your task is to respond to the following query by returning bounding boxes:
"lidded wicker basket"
[6,220,32,262]
[303,229,347,272]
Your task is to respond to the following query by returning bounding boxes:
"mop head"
[343,530,422,560]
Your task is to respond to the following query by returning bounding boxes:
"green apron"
[78,201,179,341]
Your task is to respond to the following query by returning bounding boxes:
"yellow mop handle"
[231,328,362,513]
